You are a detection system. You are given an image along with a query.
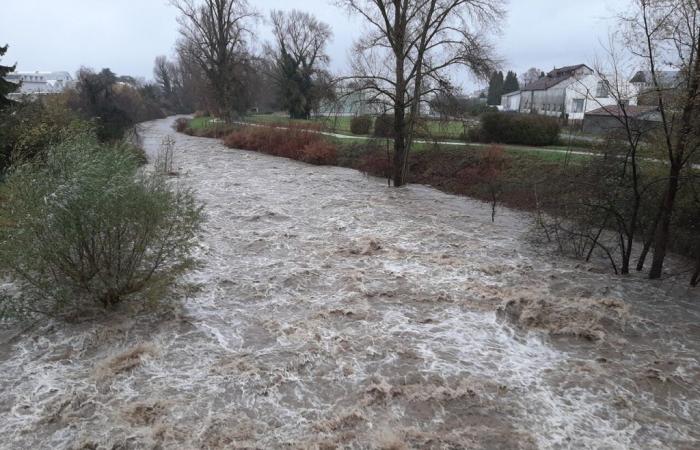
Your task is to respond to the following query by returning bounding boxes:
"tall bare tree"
[154,55,174,99]
[521,67,544,87]
[267,10,333,119]
[336,0,504,186]
[621,0,700,279]
[171,0,257,120]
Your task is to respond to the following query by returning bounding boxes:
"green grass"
[189,117,219,130]
[244,114,467,140]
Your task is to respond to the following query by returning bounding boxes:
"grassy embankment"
[188,115,590,164]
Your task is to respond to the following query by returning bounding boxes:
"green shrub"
[350,115,372,135]
[374,114,395,138]
[476,113,560,146]
[0,95,90,171]
[0,134,204,319]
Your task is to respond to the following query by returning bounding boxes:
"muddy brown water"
[0,117,698,449]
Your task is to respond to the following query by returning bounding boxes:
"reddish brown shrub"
[223,125,337,165]
[174,118,189,133]
[300,141,337,165]
[355,146,393,179]
[455,145,508,185]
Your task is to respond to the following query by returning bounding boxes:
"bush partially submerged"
[174,118,190,133]
[0,134,204,319]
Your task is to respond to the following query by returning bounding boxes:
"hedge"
[474,112,560,146]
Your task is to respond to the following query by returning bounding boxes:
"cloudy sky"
[2,0,629,91]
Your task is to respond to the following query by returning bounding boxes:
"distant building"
[500,90,521,112]
[629,70,681,92]
[316,83,434,117]
[4,71,74,98]
[583,105,662,135]
[501,64,637,121]
[630,70,682,105]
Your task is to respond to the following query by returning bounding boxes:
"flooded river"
[0,117,698,449]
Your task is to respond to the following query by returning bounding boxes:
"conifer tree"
[503,71,520,94]
[486,71,504,105]
[0,44,18,109]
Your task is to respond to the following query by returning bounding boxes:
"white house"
[501,64,637,121]
[501,90,520,111]
[4,71,74,97]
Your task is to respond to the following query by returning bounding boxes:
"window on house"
[573,99,585,113]
[596,81,611,98]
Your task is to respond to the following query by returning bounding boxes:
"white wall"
[565,74,638,120]
[501,92,520,111]
[514,74,638,121]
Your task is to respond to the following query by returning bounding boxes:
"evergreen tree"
[0,44,18,110]
[486,71,504,105]
[503,71,520,94]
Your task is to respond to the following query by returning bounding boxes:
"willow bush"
[0,134,203,319]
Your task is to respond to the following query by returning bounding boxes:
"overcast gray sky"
[2,0,629,91]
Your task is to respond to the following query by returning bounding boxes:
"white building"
[501,90,521,112]
[501,64,637,121]
[4,71,74,97]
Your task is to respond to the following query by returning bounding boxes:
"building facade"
[501,64,637,121]
[4,71,74,98]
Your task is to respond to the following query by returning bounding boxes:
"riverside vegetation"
[0,62,204,320]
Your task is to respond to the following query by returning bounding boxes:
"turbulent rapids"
[1,117,699,449]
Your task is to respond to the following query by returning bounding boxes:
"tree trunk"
[393,106,407,187]
[393,37,407,187]
[649,166,680,279]
[637,207,662,271]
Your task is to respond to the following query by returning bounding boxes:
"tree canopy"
[503,70,520,94]
[267,9,332,119]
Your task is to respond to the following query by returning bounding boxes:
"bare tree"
[621,0,700,279]
[521,67,544,86]
[337,0,504,187]
[267,10,333,119]
[154,55,174,99]
[171,0,257,120]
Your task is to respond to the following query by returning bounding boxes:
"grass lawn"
[244,114,467,140]
[189,116,223,130]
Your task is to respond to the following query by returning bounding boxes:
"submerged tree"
[267,10,333,119]
[337,0,504,187]
[621,0,700,279]
[0,45,18,110]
